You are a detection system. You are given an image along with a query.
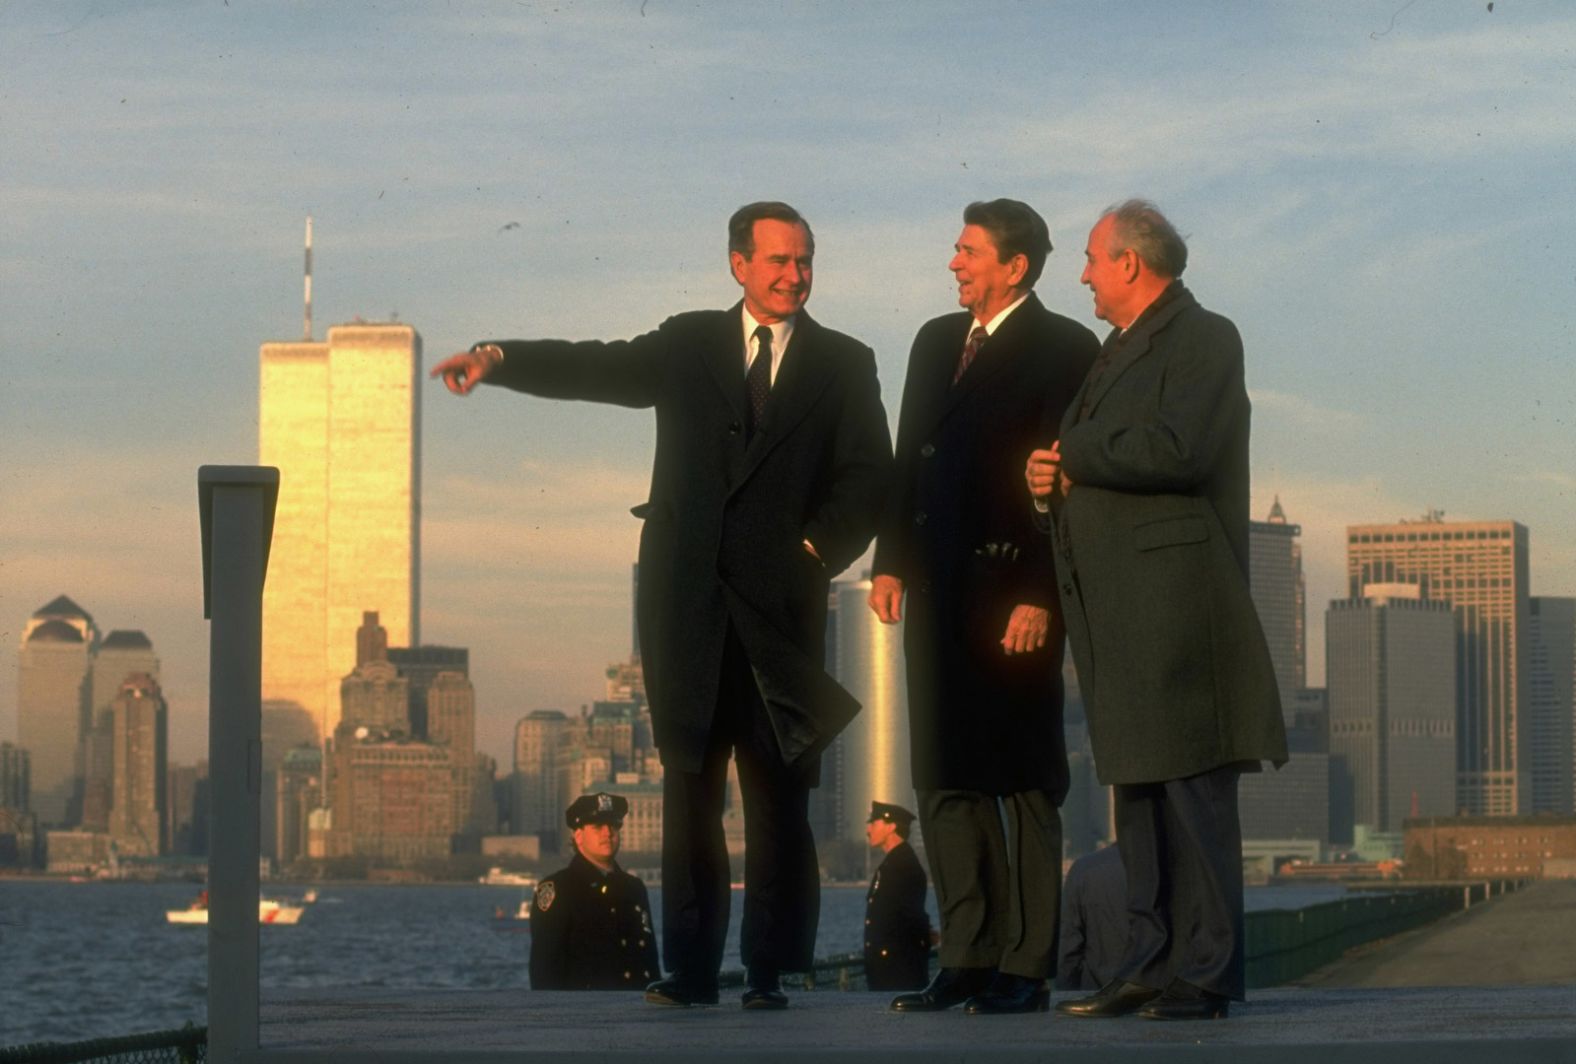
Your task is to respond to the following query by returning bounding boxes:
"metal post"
[200,466,279,1063]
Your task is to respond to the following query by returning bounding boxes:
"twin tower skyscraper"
[259,322,421,742]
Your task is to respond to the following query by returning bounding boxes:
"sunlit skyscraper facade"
[260,323,422,742]
[827,576,912,844]
[1346,517,1529,816]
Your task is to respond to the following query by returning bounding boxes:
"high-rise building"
[166,762,208,857]
[107,673,167,857]
[260,323,422,742]
[827,577,912,845]
[1346,516,1529,816]
[427,670,478,830]
[1527,597,1575,814]
[1327,584,1456,841]
[90,631,159,728]
[1249,498,1305,721]
[17,596,98,825]
[274,747,321,867]
[513,710,571,843]
[339,612,411,733]
[388,644,469,739]
[0,742,29,812]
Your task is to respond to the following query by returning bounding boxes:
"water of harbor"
[0,879,1350,1047]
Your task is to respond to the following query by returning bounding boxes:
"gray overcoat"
[1048,285,1287,785]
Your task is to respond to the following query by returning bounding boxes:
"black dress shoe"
[1053,979,1161,1018]
[1137,980,1229,1021]
[644,974,719,1007]
[890,967,995,1012]
[742,968,788,1010]
[964,972,1049,1014]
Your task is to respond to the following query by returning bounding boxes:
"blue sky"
[3,1,1573,765]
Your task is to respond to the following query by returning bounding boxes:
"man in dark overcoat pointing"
[433,202,892,1010]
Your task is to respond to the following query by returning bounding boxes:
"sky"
[3,1,1574,768]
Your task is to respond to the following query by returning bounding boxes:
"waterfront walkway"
[260,882,1576,1064]
[1299,877,1576,986]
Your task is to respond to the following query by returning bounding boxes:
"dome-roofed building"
[18,596,99,826]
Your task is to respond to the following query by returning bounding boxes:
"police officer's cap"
[566,791,628,828]
[867,800,915,827]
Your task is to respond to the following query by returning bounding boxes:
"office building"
[107,673,167,857]
[1346,517,1529,815]
[513,710,572,844]
[388,644,469,739]
[1238,725,1330,850]
[325,734,457,860]
[1,742,30,812]
[1527,597,1575,814]
[827,576,912,845]
[18,596,98,825]
[1327,584,1456,841]
[90,631,159,729]
[1249,498,1305,721]
[166,762,208,857]
[260,322,422,742]
[275,747,322,867]
[1405,815,1576,879]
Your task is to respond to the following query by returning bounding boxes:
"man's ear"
[1120,249,1141,283]
[729,250,747,285]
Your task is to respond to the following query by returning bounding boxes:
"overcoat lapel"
[1067,288,1197,427]
[701,304,748,424]
[933,294,1041,428]
[734,312,836,487]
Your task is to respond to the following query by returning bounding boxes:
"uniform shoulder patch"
[535,880,556,912]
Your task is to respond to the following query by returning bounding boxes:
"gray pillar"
[200,465,279,1062]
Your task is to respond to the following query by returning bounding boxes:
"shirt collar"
[742,306,796,353]
[975,291,1030,336]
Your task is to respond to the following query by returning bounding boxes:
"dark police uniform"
[863,802,932,991]
[529,793,661,990]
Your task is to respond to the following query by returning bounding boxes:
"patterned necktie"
[952,325,988,385]
[747,325,773,437]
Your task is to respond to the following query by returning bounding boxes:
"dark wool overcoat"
[485,306,892,773]
[1049,285,1288,785]
[528,853,660,990]
[872,294,1097,793]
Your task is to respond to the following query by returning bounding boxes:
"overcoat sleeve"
[480,323,670,409]
[1059,315,1244,495]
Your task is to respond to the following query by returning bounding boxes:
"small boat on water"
[165,891,306,926]
[479,867,536,887]
[491,897,532,930]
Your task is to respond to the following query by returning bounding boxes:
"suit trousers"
[1113,763,1245,999]
[917,788,1062,978]
[660,625,820,984]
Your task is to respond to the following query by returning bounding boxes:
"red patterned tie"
[953,325,988,385]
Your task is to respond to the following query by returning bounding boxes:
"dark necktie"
[747,325,773,437]
[952,325,988,385]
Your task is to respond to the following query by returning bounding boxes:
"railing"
[0,1025,206,1064]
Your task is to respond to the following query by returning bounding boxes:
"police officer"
[863,801,933,991]
[529,792,660,990]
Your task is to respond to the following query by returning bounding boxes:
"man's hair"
[1100,199,1188,279]
[962,198,1052,289]
[728,201,815,258]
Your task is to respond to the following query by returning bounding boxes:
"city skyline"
[5,4,1576,768]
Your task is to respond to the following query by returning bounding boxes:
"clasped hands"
[868,574,1047,655]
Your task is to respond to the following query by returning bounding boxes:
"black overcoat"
[485,306,892,773]
[871,294,1097,793]
[863,840,932,990]
[528,854,660,990]
[1050,285,1288,785]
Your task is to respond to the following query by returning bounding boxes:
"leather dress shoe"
[1137,980,1229,1021]
[643,974,719,1007]
[890,967,995,1012]
[742,968,788,1010]
[1053,979,1161,1018]
[964,972,1049,1014]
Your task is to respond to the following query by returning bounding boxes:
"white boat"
[165,896,305,926]
[479,867,537,887]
